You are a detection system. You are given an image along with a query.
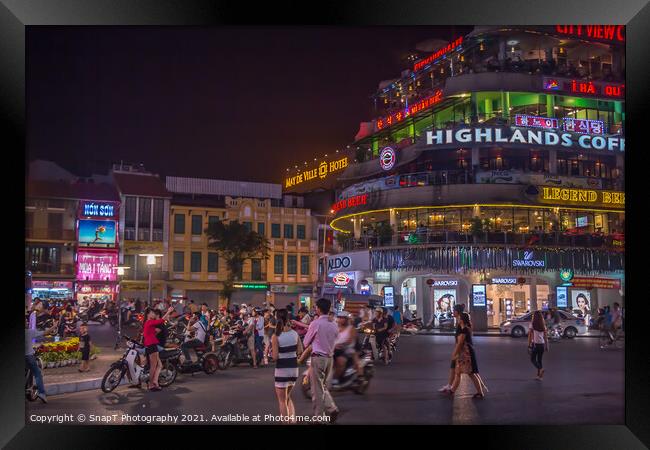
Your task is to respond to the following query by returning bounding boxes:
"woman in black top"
[449,313,484,398]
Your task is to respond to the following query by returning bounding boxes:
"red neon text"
[555,25,624,43]
[413,37,464,72]
[332,194,368,213]
[377,90,443,130]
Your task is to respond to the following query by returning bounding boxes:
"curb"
[45,377,129,396]
[408,331,605,338]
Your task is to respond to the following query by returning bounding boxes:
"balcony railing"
[27,262,75,275]
[127,270,169,281]
[26,229,76,241]
[340,230,624,251]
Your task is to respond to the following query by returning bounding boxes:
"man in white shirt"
[181,312,207,365]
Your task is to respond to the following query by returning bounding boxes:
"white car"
[499,311,588,338]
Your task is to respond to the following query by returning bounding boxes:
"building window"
[271,223,281,238]
[208,253,218,273]
[174,214,185,234]
[138,197,151,241]
[274,254,284,275]
[257,222,265,236]
[243,221,252,232]
[191,215,202,235]
[208,215,220,230]
[123,255,135,280]
[124,196,137,241]
[300,255,310,276]
[173,251,184,272]
[190,252,202,272]
[284,224,294,239]
[251,259,262,280]
[287,254,297,275]
[297,224,306,239]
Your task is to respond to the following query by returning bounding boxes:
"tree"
[206,220,270,307]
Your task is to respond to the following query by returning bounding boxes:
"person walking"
[300,298,340,422]
[448,312,485,398]
[25,319,57,403]
[528,310,549,380]
[263,309,276,365]
[78,322,92,372]
[272,308,303,422]
[439,303,465,393]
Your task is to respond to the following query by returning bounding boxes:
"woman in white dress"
[272,308,303,420]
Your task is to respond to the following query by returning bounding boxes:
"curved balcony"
[338,229,624,252]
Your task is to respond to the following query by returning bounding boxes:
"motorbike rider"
[371,307,389,361]
[332,311,360,381]
[181,312,208,366]
[242,310,260,368]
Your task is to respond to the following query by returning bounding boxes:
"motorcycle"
[301,347,374,398]
[548,324,564,342]
[360,325,393,365]
[100,336,180,393]
[169,341,220,376]
[217,326,254,369]
[402,317,423,334]
[25,356,44,401]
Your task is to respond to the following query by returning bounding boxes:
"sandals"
[149,386,162,392]
[473,393,484,399]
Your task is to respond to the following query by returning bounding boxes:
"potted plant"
[470,217,484,243]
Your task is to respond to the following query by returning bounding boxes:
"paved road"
[27,334,624,425]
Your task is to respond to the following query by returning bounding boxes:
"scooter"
[100,336,180,393]
[217,326,254,369]
[170,341,220,376]
[548,324,564,342]
[301,348,374,398]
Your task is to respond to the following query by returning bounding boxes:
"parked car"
[499,311,587,338]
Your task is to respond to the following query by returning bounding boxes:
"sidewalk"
[413,328,608,338]
[42,347,126,396]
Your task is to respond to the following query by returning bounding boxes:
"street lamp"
[113,265,130,349]
[140,254,163,307]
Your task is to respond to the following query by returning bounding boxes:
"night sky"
[27,26,472,183]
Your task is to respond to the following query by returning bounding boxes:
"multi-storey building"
[26,160,121,304]
[165,176,319,308]
[111,163,171,302]
[315,25,625,331]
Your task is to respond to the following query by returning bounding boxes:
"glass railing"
[338,229,624,252]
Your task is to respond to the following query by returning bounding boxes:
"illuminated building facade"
[325,26,625,330]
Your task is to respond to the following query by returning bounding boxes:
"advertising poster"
[472,284,487,307]
[433,288,456,316]
[78,219,117,247]
[556,286,568,308]
[383,286,394,308]
[571,290,592,322]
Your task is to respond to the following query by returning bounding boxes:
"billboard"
[78,219,117,248]
[76,251,118,281]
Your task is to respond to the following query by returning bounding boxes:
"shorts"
[450,359,456,370]
[333,348,345,359]
[145,345,159,356]
[81,348,90,361]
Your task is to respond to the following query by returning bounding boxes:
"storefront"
[485,276,549,326]
[31,280,74,303]
[76,283,117,305]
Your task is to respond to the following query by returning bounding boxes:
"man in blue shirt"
[392,307,402,333]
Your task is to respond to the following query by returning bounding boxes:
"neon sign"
[80,201,116,218]
[377,90,443,130]
[514,115,559,129]
[76,251,118,281]
[284,157,348,189]
[414,36,464,71]
[563,118,604,135]
[543,77,625,99]
[331,194,368,213]
[539,186,624,209]
[379,147,396,171]
[555,25,625,43]
[512,251,545,268]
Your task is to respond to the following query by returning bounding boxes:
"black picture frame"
[4,0,648,447]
